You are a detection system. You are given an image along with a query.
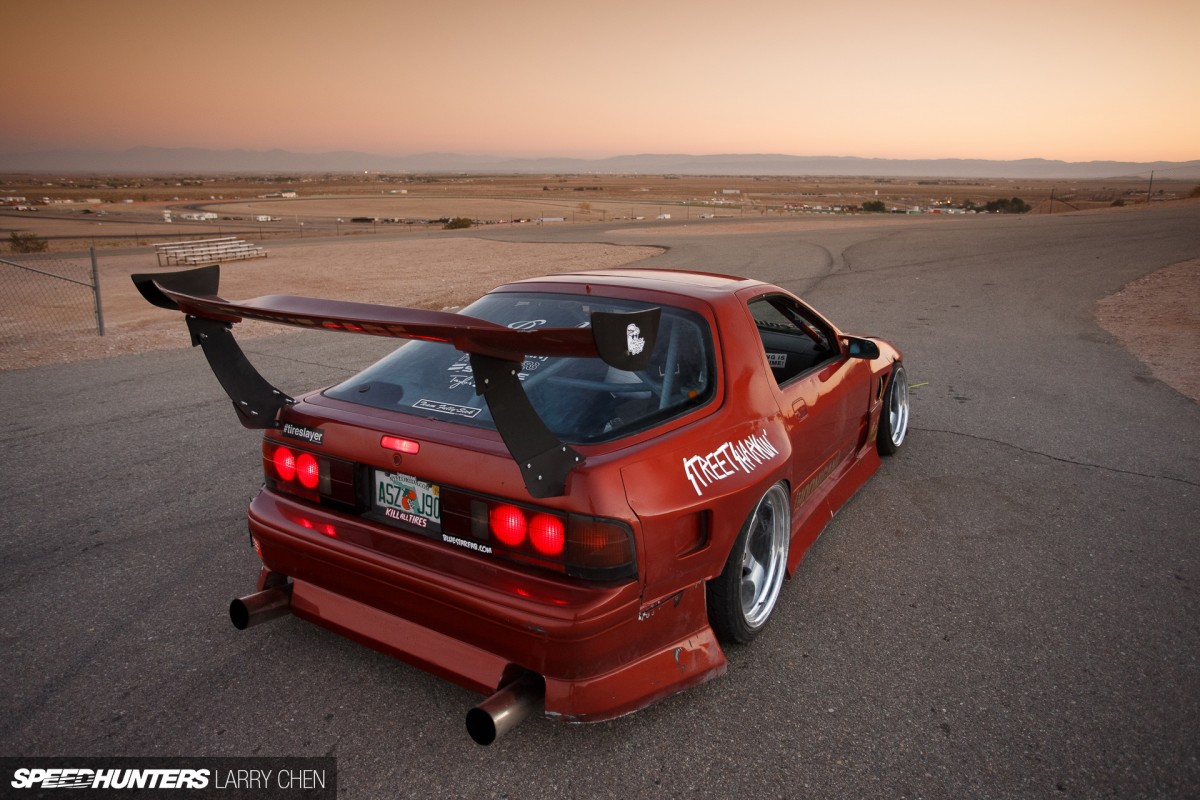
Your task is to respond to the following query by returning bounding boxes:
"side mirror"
[844,336,880,360]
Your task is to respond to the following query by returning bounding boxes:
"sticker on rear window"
[414,399,482,419]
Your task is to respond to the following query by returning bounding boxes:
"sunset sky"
[3,0,1197,163]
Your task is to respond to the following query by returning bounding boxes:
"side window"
[748,295,837,385]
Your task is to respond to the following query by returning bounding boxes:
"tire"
[877,362,909,456]
[707,482,790,644]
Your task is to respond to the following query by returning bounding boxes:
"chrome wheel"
[887,364,909,449]
[878,362,909,455]
[707,481,792,643]
[739,483,790,630]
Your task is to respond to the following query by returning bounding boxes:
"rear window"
[325,291,714,442]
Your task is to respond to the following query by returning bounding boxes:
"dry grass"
[5,173,1196,254]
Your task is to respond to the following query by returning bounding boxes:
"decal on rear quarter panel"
[683,430,779,496]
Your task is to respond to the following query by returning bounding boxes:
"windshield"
[325,291,715,443]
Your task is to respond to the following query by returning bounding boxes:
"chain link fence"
[0,248,104,346]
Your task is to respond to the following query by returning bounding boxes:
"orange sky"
[3,0,1197,162]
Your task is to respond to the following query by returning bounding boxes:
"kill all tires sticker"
[281,422,325,445]
[683,429,779,496]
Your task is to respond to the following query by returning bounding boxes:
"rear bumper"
[247,491,725,721]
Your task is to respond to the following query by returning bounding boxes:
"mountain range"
[2,147,1198,180]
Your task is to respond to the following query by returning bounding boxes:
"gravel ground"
[2,231,1194,409]
[1095,257,1199,402]
[0,236,662,371]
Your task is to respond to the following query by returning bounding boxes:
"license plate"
[372,470,441,532]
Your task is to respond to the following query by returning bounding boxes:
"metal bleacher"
[154,237,267,267]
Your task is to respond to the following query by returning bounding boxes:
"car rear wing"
[132,265,660,498]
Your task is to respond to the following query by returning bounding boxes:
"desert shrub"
[861,200,887,213]
[982,197,1031,214]
[1190,185,1200,198]
[1111,198,1126,207]
[443,217,472,230]
[9,231,49,253]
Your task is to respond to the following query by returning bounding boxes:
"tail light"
[490,504,527,547]
[262,440,356,507]
[529,514,565,557]
[263,437,636,582]
[439,492,636,581]
[295,452,320,490]
[272,447,297,482]
[486,506,565,556]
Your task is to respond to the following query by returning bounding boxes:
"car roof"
[497,268,766,299]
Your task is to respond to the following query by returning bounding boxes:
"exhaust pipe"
[229,585,292,630]
[465,672,545,745]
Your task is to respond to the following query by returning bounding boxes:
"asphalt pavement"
[2,206,1197,798]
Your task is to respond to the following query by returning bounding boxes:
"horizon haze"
[3,147,1199,181]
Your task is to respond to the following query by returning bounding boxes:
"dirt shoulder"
[1095,258,1200,403]
[0,237,662,371]
[5,233,1197,408]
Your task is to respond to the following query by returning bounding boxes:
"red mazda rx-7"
[133,265,908,744]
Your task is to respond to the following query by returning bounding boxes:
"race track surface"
[3,207,1198,798]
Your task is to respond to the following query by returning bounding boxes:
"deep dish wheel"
[877,362,909,455]
[707,482,791,644]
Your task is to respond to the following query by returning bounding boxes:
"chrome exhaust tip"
[229,585,292,630]
[465,672,545,745]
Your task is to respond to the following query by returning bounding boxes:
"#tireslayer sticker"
[281,422,324,445]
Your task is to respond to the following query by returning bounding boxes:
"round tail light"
[529,514,565,556]
[273,446,296,481]
[490,504,526,547]
[296,452,320,490]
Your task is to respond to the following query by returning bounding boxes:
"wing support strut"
[185,315,294,429]
[133,265,659,498]
[469,354,582,498]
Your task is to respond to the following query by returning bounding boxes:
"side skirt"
[786,446,881,574]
